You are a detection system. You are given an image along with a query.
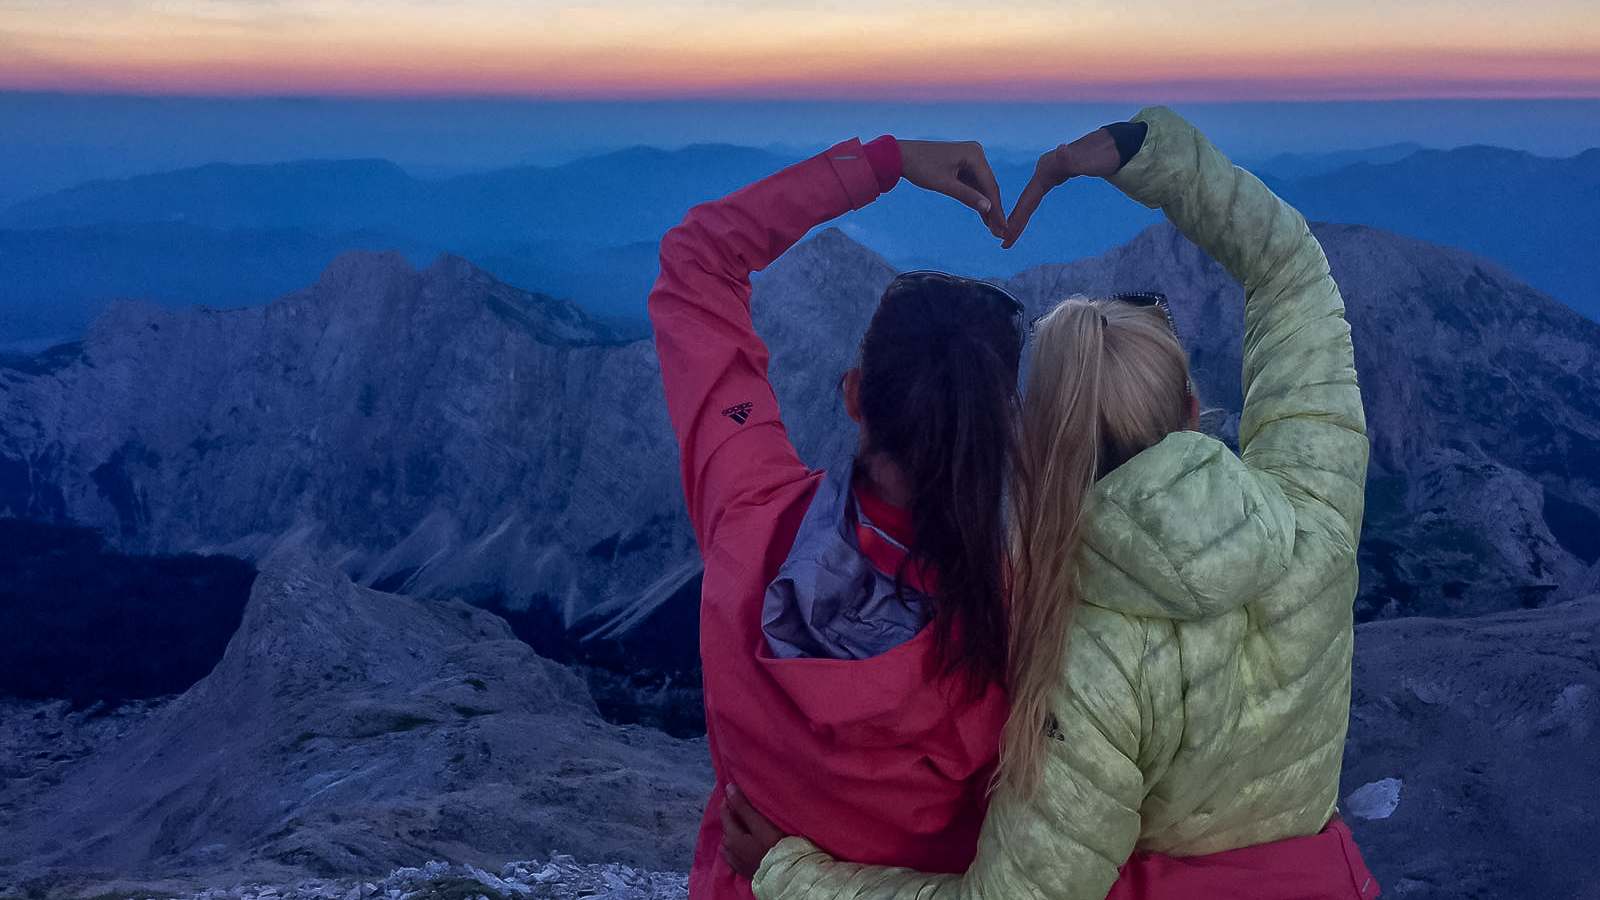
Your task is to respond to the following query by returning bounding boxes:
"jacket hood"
[761,464,931,662]
[757,464,1006,754]
[1076,430,1296,621]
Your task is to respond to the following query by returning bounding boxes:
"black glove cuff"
[1101,120,1150,170]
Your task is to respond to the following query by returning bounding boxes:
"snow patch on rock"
[1345,778,1404,821]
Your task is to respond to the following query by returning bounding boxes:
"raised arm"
[650,139,889,548]
[651,137,1008,549]
[748,609,1158,900]
[744,108,1368,900]
[1107,106,1369,542]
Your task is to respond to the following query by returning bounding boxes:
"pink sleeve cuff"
[862,135,902,194]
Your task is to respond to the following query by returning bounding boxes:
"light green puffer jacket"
[752,106,1370,900]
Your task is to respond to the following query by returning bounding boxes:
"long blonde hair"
[999,297,1192,796]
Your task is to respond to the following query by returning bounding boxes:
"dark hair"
[856,274,1023,693]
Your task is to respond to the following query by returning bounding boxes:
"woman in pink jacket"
[648,136,1027,898]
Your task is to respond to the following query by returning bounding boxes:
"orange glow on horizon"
[1,0,1597,101]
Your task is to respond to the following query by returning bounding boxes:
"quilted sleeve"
[752,611,1152,900]
[1108,107,1369,542]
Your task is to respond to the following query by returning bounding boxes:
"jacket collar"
[760,463,933,661]
[1075,431,1295,621]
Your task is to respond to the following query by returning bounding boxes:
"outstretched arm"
[1007,106,1366,542]
[651,138,885,548]
[651,138,1007,549]
[1107,106,1368,544]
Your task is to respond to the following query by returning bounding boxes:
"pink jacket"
[649,140,1010,900]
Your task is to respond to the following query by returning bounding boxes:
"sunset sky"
[2,0,1598,100]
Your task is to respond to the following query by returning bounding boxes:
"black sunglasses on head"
[1031,290,1193,401]
[1108,291,1180,339]
[891,269,1024,317]
[1109,291,1195,402]
[1027,291,1178,336]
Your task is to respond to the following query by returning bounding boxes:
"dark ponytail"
[857,276,1022,693]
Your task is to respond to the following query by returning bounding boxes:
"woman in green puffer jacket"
[720,106,1379,899]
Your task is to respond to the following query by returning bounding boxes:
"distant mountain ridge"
[2,139,1596,345]
[0,145,794,244]
[1247,142,1429,179]
[3,223,1596,646]
[4,159,417,233]
[0,145,795,342]
[1270,144,1600,320]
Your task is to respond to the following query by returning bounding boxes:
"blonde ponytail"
[999,297,1191,797]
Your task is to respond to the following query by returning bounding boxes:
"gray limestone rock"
[1342,595,1600,899]
[3,223,1598,636]
[0,555,713,894]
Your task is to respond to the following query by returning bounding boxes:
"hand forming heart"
[900,126,1125,249]
[1003,126,1124,249]
[899,139,1009,240]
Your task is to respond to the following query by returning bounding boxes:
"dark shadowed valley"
[4,139,1598,351]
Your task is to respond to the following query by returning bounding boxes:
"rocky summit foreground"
[1341,594,1600,899]
[0,556,712,896]
[4,577,1597,899]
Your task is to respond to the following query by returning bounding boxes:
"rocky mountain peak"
[3,221,1597,635]
[307,248,416,295]
[422,250,488,283]
[792,225,883,261]
[293,250,622,347]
